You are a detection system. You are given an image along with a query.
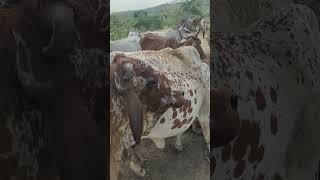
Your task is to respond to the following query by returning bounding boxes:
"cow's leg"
[129,153,146,177]
[199,98,210,152]
[175,133,184,151]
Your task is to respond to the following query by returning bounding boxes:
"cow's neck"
[173,41,187,49]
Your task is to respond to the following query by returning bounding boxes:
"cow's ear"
[124,90,144,144]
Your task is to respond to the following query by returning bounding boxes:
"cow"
[110,46,210,179]
[140,28,206,59]
[128,31,141,37]
[200,18,210,38]
[110,53,186,179]
[142,24,191,42]
[185,15,201,32]
[211,5,320,180]
[110,36,142,52]
[10,2,107,179]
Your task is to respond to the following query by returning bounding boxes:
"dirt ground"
[121,129,210,180]
[120,34,211,180]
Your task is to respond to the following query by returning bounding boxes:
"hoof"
[175,144,183,152]
[137,168,146,177]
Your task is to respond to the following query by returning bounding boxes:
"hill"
[111,0,209,17]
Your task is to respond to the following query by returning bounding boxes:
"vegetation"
[110,0,209,40]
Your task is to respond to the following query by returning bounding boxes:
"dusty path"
[121,129,210,180]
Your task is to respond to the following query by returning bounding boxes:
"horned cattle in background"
[140,28,206,59]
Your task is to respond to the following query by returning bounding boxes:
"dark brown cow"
[9,2,107,180]
[0,1,107,180]
[140,29,206,60]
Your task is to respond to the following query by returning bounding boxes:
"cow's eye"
[147,80,157,87]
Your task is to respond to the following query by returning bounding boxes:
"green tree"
[180,0,203,17]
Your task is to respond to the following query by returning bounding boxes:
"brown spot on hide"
[255,87,266,110]
[182,118,187,124]
[233,120,260,162]
[270,87,277,104]
[211,88,240,148]
[189,90,193,96]
[160,118,165,124]
[245,70,253,81]
[194,98,197,104]
[270,114,278,135]
[172,111,178,119]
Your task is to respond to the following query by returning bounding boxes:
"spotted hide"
[110,46,210,178]
[211,5,320,180]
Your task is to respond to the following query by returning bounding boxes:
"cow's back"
[120,46,202,72]
[110,36,141,52]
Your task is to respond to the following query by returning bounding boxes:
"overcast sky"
[110,0,176,13]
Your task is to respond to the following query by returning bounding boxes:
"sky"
[110,0,177,13]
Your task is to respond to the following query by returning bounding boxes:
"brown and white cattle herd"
[110,17,211,179]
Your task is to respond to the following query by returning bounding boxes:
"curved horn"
[42,2,79,57]
[12,29,52,98]
[124,90,144,144]
[194,27,201,37]
[114,72,126,92]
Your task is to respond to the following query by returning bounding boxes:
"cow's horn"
[12,29,52,97]
[195,27,201,37]
[42,2,79,57]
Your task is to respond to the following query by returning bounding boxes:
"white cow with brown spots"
[110,46,210,179]
[120,46,210,148]
[211,5,320,180]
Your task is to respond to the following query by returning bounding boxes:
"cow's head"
[111,54,185,144]
[177,22,191,39]
[183,28,206,59]
[12,30,54,99]
[211,87,240,148]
